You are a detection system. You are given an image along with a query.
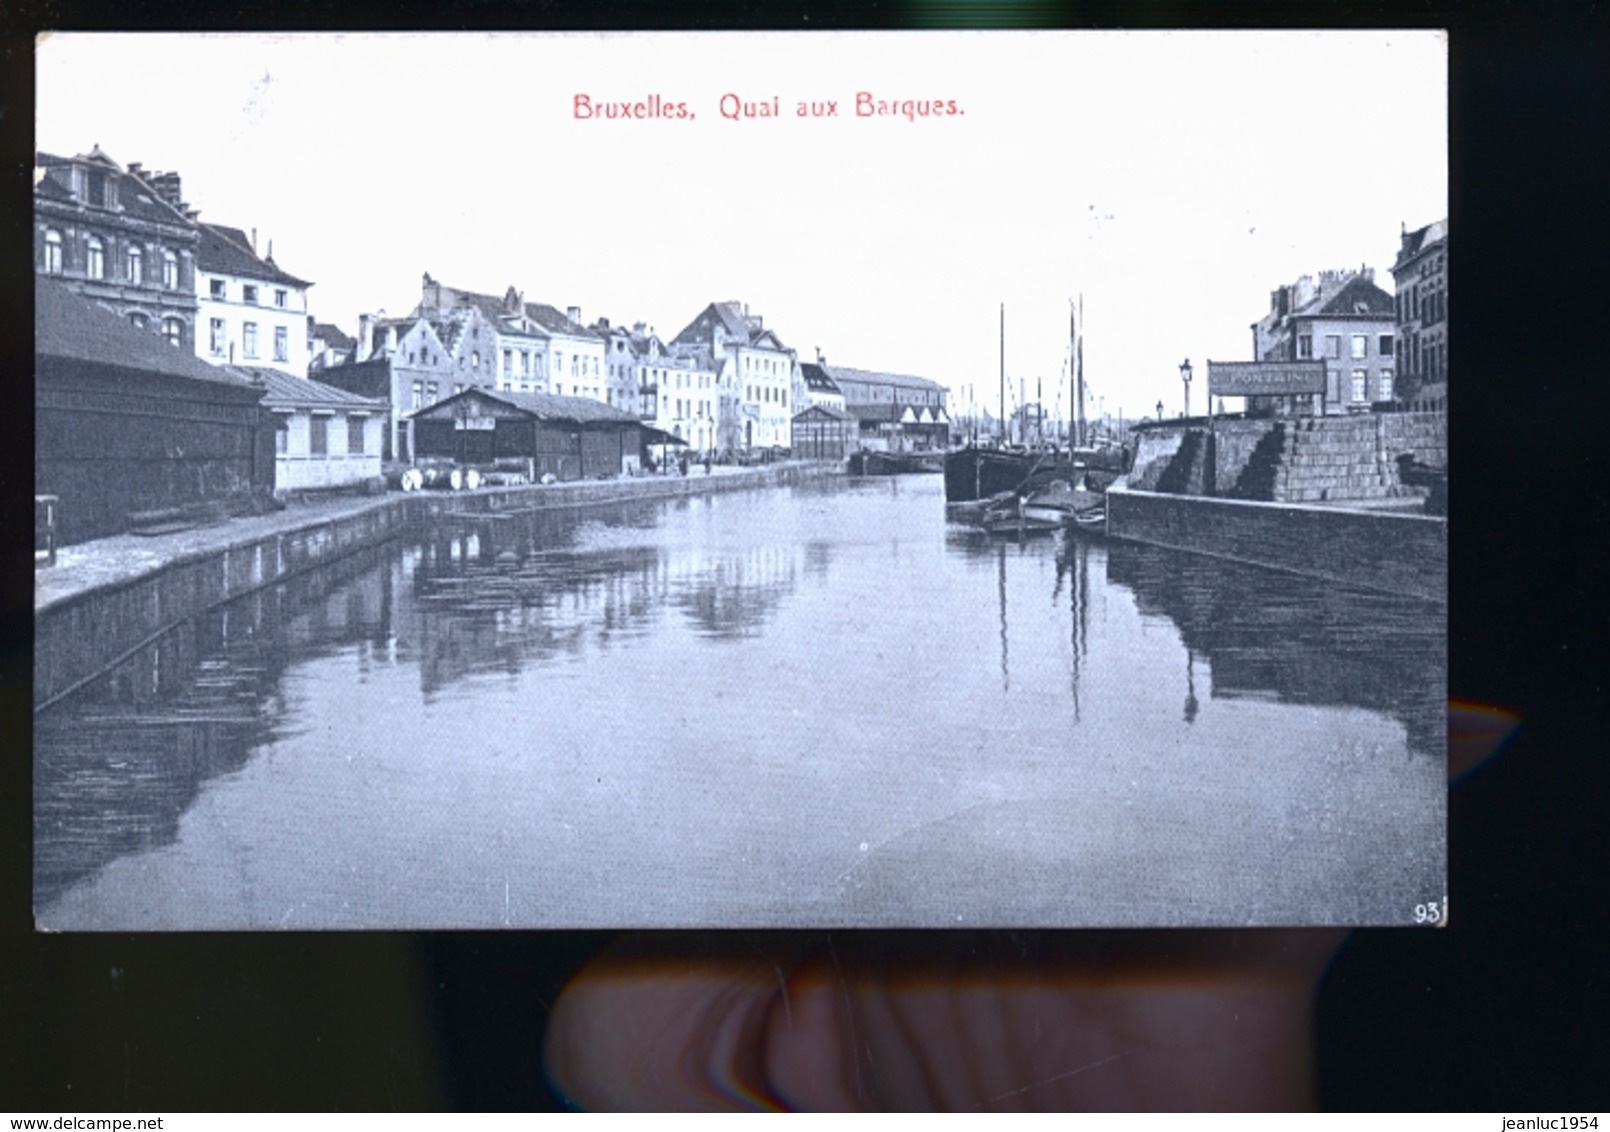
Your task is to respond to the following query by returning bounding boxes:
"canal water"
[35,475,1445,929]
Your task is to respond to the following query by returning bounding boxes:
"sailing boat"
[943,300,1124,506]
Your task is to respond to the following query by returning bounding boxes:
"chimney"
[250,227,258,254]
[148,171,185,209]
[358,313,374,360]
[423,272,441,312]
[567,306,582,325]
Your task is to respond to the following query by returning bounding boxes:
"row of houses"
[35,144,952,547]
[1242,218,1448,416]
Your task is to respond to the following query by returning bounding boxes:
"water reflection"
[35,478,1445,928]
[34,541,399,906]
[1103,537,1445,757]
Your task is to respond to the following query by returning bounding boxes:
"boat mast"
[998,302,1005,445]
[1075,293,1087,448]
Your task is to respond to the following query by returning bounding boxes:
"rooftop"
[198,223,312,289]
[35,276,257,391]
[234,366,390,412]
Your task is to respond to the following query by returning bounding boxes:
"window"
[274,326,289,362]
[1379,334,1394,356]
[1351,335,1367,359]
[411,381,424,410]
[43,230,63,273]
[275,289,288,309]
[1378,369,1395,402]
[243,322,259,359]
[309,416,328,456]
[129,313,147,330]
[210,279,226,300]
[275,419,289,455]
[86,236,104,279]
[209,318,226,356]
[1297,335,1312,359]
[426,382,438,403]
[347,416,366,455]
[126,245,143,284]
[1324,335,1340,359]
[571,355,578,377]
[1351,369,1367,402]
[454,383,464,395]
[503,349,512,376]
[86,170,107,206]
[163,250,178,289]
[243,284,259,305]
[162,317,183,349]
[472,351,480,370]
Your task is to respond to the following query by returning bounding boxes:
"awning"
[640,426,690,446]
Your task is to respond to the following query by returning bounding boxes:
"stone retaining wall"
[1106,481,1446,604]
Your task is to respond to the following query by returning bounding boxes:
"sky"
[36,31,1446,422]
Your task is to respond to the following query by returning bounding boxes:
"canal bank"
[1105,481,1446,604]
[35,462,839,710]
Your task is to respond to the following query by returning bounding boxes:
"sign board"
[455,416,496,430]
[1208,361,1326,396]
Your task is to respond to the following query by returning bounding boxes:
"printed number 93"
[1413,899,1445,924]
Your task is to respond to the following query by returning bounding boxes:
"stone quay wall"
[1106,482,1447,604]
[1129,411,1446,505]
[36,463,837,710]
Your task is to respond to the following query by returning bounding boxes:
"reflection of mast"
[997,541,1010,693]
[1183,647,1199,724]
[1055,534,1092,719]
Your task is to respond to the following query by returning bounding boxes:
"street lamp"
[1180,358,1193,419]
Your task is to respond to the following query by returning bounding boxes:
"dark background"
[3,1,1607,1111]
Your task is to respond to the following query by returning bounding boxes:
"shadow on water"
[1101,537,1446,759]
[35,489,821,907]
[34,540,401,908]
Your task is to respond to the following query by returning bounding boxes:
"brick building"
[34,147,200,353]
[1391,219,1448,406]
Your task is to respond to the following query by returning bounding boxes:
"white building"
[195,223,312,377]
[669,301,797,452]
[239,366,386,492]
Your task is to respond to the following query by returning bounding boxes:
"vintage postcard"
[33,31,1447,929]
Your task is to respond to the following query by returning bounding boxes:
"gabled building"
[318,313,463,462]
[1391,219,1448,407]
[33,147,200,353]
[669,301,797,452]
[415,274,607,403]
[193,221,314,376]
[1250,268,1397,415]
